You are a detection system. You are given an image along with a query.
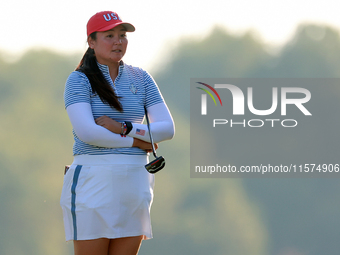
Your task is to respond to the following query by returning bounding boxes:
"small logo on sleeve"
[136,128,145,136]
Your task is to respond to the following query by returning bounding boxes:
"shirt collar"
[97,60,125,78]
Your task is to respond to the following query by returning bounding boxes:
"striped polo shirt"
[64,61,164,156]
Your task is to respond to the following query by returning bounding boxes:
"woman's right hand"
[133,138,158,153]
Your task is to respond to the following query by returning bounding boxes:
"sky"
[1,0,340,70]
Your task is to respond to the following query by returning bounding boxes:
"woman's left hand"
[95,115,121,134]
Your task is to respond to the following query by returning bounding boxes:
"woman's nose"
[114,37,122,44]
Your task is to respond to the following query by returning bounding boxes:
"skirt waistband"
[73,154,148,166]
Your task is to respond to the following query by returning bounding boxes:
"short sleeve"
[143,70,164,108]
[64,71,92,108]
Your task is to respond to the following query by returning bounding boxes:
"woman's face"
[88,24,128,66]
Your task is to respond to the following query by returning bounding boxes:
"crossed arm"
[66,102,175,151]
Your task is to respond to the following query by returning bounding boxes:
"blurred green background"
[1,23,340,255]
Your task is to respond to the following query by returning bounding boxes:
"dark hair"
[76,32,123,112]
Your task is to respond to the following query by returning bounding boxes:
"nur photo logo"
[190,78,340,178]
[196,81,312,128]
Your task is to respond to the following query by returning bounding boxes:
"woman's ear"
[88,36,95,49]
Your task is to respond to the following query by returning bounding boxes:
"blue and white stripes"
[64,62,164,156]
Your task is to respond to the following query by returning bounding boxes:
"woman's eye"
[121,33,127,38]
[107,34,113,38]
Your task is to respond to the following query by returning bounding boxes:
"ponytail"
[76,32,123,112]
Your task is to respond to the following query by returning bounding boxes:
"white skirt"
[60,154,155,241]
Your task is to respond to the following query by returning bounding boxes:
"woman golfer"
[60,11,175,255]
